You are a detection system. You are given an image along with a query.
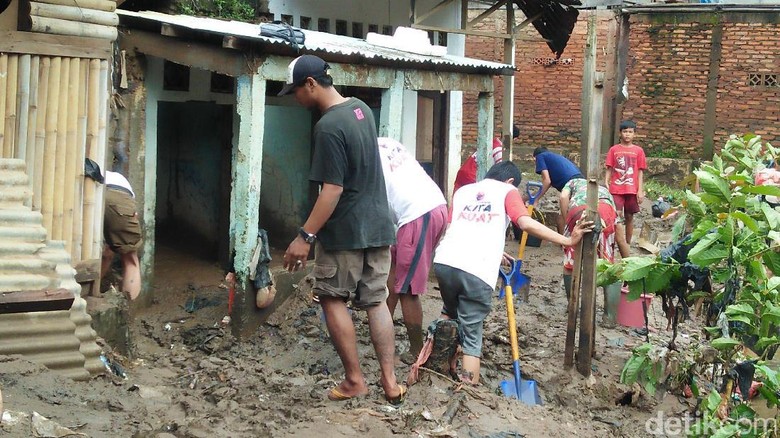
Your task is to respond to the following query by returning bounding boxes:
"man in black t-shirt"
[280,55,405,405]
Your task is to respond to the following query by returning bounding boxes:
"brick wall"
[463,9,780,158]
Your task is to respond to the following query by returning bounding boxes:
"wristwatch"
[298,227,317,244]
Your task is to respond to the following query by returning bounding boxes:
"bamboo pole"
[52,57,70,240]
[29,16,118,41]
[3,55,18,158]
[93,59,109,259]
[63,58,80,254]
[25,56,40,204]
[41,57,61,234]
[17,55,31,162]
[0,55,6,159]
[72,59,88,260]
[34,0,117,12]
[33,57,50,212]
[30,2,119,27]
[81,58,99,261]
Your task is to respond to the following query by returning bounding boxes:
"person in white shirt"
[377,138,448,361]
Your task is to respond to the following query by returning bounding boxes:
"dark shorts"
[433,263,494,358]
[613,193,640,215]
[390,204,448,295]
[311,243,391,310]
[104,188,142,254]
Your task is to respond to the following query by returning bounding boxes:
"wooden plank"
[3,54,18,157]
[502,3,515,160]
[17,55,31,161]
[25,56,40,190]
[120,29,249,77]
[513,11,543,33]
[41,56,61,234]
[0,288,74,314]
[52,56,69,240]
[564,240,583,368]
[33,0,116,13]
[29,15,118,41]
[33,56,50,211]
[0,30,112,58]
[29,2,119,27]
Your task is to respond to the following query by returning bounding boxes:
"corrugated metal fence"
[0,53,108,264]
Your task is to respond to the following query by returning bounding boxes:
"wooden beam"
[702,19,723,159]
[413,0,455,25]
[0,288,74,314]
[404,70,496,92]
[502,1,515,160]
[0,30,111,58]
[575,14,602,378]
[513,11,544,33]
[475,91,494,181]
[223,35,246,50]
[119,29,250,77]
[412,23,550,41]
[379,71,404,140]
[564,238,583,368]
[468,0,507,30]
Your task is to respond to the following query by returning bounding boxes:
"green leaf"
[755,364,780,388]
[727,314,754,326]
[626,280,645,301]
[621,356,646,385]
[763,251,780,276]
[695,170,731,201]
[690,220,716,242]
[671,213,687,241]
[769,276,780,291]
[711,424,740,438]
[755,336,780,352]
[620,257,657,282]
[644,264,673,293]
[644,379,656,396]
[728,174,752,184]
[689,239,728,267]
[707,389,722,410]
[762,203,780,229]
[717,217,735,246]
[726,303,755,316]
[758,385,779,408]
[711,337,741,350]
[686,191,707,217]
[731,211,759,232]
[740,185,780,197]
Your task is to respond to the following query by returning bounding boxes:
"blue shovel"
[499,181,543,300]
[498,261,542,405]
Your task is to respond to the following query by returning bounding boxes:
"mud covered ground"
[1,204,700,437]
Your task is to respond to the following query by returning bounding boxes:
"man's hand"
[283,237,310,272]
[637,191,645,203]
[565,219,595,247]
[502,252,515,267]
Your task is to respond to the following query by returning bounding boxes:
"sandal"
[327,386,366,401]
[386,384,407,406]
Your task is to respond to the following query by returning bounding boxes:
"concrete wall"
[260,104,312,247]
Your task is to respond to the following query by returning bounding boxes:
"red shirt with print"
[605,144,647,195]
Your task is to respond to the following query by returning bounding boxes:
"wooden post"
[378,71,404,140]
[63,58,80,254]
[702,19,723,160]
[33,57,50,212]
[0,54,7,158]
[564,239,583,368]
[575,13,604,378]
[611,13,630,149]
[25,56,40,201]
[42,57,61,234]
[93,59,109,259]
[501,2,515,160]
[3,54,18,158]
[17,55,31,162]
[72,59,88,261]
[476,91,494,180]
[52,57,70,240]
[81,59,100,261]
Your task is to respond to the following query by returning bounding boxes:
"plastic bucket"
[617,286,653,328]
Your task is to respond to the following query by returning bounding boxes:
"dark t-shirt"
[534,151,583,191]
[309,98,395,251]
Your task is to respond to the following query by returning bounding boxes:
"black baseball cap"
[277,55,330,96]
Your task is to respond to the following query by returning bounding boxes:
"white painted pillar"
[379,71,404,140]
[231,74,266,283]
[476,91,494,181]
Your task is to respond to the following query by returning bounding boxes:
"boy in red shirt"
[605,120,647,244]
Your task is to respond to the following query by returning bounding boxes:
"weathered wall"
[464,9,780,158]
[260,104,312,248]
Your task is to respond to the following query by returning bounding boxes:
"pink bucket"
[617,287,653,328]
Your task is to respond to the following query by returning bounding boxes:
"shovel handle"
[526,181,543,206]
[505,281,521,363]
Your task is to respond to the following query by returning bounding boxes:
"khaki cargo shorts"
[104,188,143,254]
[312,243,391,310]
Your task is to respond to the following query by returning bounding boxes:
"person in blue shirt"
[532,147,584,232]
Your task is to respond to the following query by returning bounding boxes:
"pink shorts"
[613,193,640,215]
[390,204,448,295]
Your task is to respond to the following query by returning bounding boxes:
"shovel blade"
[500,379,542,405]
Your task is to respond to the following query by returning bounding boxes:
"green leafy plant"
[620,343,666,396]
[175,0,255,21]
[645,180,686,205]
[603,135,780,435]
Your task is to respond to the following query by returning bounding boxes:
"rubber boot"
[563,274,572,301]
[602,281,622,328]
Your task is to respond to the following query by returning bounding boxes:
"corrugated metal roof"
[117,10,514,75]
[0,159,104,380]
